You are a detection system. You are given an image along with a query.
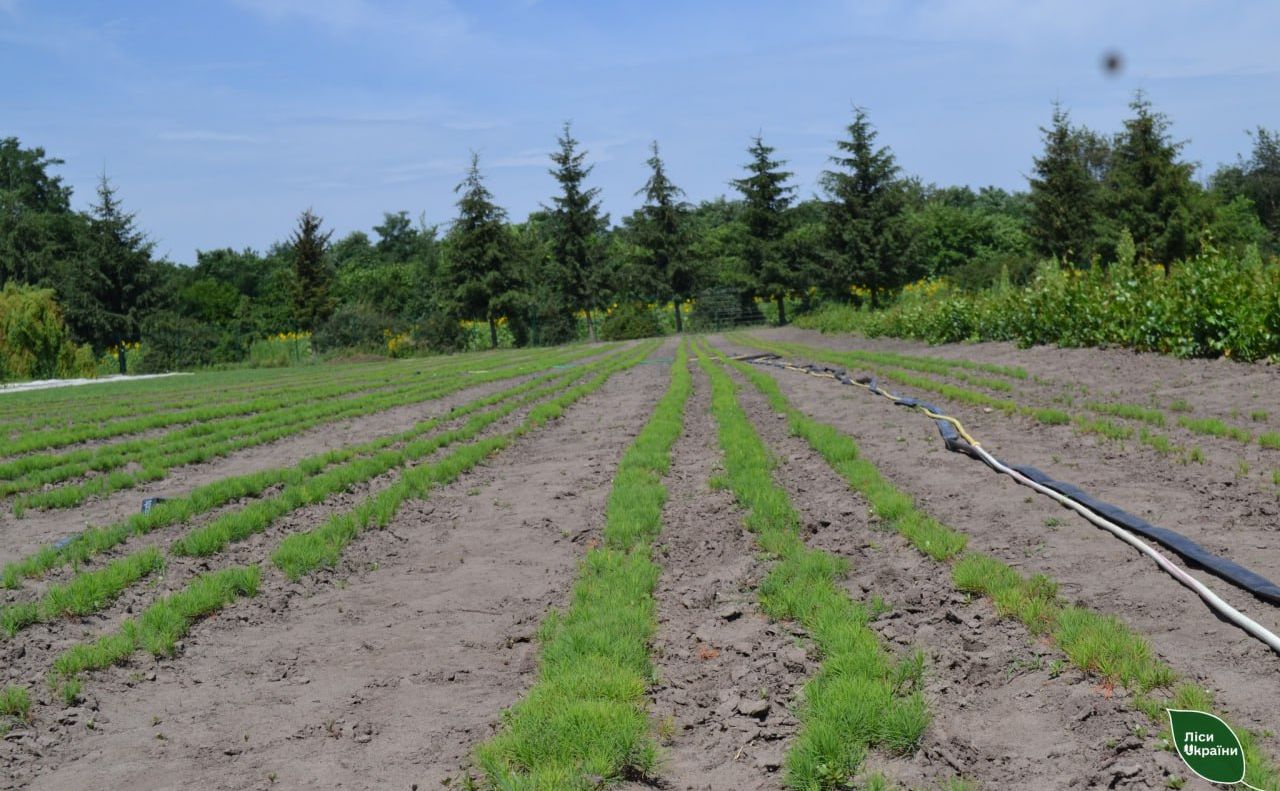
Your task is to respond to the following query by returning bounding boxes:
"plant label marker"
[1168,709,1250,787]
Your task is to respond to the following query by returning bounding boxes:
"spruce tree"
[546,122,608,341]
[731,135,796,323]
[447,153,511,349]
[1028,103,1103,266]
[1103,91,1203,270]
[633,141,692,331]
[820,108,912,305]
[289,208,334,332]
[84,174,156,373]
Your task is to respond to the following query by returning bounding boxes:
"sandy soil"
[2,345,667,790]
[716,329,1280,772]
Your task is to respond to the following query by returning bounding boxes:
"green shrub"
[796,248,1280,362]
[599,301,664,340]
[0,283,96,381]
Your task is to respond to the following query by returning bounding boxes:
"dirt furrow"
[619,364,806,790]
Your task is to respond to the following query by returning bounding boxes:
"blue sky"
[4,1,1279,264]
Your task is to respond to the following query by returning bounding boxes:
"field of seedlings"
[2,331,1278,790]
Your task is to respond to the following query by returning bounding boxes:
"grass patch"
[1259,432,1280,450]
[1074,415,1134,442]
[1086,401,1166,427]
[475,344,691,787]
[0,685,30,721]
[697,343,929,790]
[1176,416,1252,444]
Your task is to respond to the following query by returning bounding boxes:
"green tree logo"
[1167,709,1246,786]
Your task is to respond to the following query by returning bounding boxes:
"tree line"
[2,91,1278,371]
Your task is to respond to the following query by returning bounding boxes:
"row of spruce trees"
[2,91,1279,370]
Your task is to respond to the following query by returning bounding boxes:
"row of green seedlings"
[0,355,431,436]
[0,349,532,457]
[733,334,1073,426]
[272,341,659,578]
[0,345,644,637]
[473,343,691,788]
[1093,397,1280,450]
[1,346,605,588]
[698,342,938,791]
[4,345,607,513]
[0,346,552,489]
[0,352,450,460]
[719,348,1280,791]
[749,332,1280,463]
[41,343,659,705]
[736,335,1214,466]
[759,344,1028,393]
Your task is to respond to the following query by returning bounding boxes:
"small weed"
[1251,410,1269,423]
[1169,399,1192,413]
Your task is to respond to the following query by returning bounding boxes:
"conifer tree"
[447,153,512,349]
[820,108,912,305]
[731,135,797,323]
[289,208,334,332]
[633,141,692,331]
[1028,102,1103,266]
[1103,91,1203,270]
[84,174,157,372]
[546,122,608,341]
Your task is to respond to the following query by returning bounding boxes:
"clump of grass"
[476,346,690,787]
[1169,398,1192,413]
[1086,401,1166,427]
[1138,428,1179,456]
[697,345,929,790]
[1074,416,1133,441]
[1259,432,1280,450]
[1177,416,1252,444]
[0,685,31,721]
[1251,410,1269,423]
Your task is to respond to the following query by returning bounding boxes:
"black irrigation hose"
[737,353,1280,613]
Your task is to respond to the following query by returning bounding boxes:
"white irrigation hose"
[971,444,1280,655]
